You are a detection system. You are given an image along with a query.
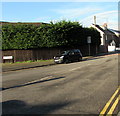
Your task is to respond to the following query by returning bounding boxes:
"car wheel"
[78,57,82,61]
[64,59,69,64]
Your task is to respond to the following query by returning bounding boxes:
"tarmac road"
[2,54,119,115]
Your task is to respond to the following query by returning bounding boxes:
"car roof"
[70,49,80,51]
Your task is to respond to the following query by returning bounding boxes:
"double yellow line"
[99,86,120,116]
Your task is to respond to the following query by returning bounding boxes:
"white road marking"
[23,64,91,86]
[53,64,91,74]
[69,67,81,71]
[24,76,54,85]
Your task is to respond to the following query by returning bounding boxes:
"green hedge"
[2,20,101,50]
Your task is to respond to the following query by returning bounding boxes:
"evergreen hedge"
[2,20,101,50]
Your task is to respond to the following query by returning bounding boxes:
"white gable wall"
[91,24,105,45]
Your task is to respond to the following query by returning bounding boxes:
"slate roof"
[93,24,120,36]
[108,29,120,34]
[92,24,105,32]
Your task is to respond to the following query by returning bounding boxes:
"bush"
[2,20,101,50]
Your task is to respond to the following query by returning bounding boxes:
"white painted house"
[92,23,120,53]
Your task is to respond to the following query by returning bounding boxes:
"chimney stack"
[94,16,96,25]
[103,23,107,29]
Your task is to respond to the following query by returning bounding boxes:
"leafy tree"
[39,20,84,47]
[2,20,101,50]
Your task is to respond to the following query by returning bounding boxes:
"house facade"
[92,24,120,53]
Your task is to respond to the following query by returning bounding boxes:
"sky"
[1,1,119,30]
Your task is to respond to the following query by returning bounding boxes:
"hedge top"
[2,20,101,50]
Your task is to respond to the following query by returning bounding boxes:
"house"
[92,23,120,53]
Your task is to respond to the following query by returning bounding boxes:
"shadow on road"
[2,76,65,91]
[2,100,73,115]
[2,99,101,115]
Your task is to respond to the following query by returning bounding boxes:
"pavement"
[2,52,119,72]
[2,56,97,72]
[2,60,55,72]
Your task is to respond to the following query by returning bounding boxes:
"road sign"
[87,36,91,56]
[87,36,91,44]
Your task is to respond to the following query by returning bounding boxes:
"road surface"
[2,54,119,115]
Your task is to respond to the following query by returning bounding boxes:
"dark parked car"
[54,49,82,64]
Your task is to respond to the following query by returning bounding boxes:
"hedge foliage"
[2,20,101,50]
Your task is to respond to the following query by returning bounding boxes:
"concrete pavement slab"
[2,60,55,72]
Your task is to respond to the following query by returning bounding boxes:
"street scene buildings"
[1,2,120,116]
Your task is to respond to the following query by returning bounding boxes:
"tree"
[2,20,101,50]
[39,20,83,47]
[2,24,43,49]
